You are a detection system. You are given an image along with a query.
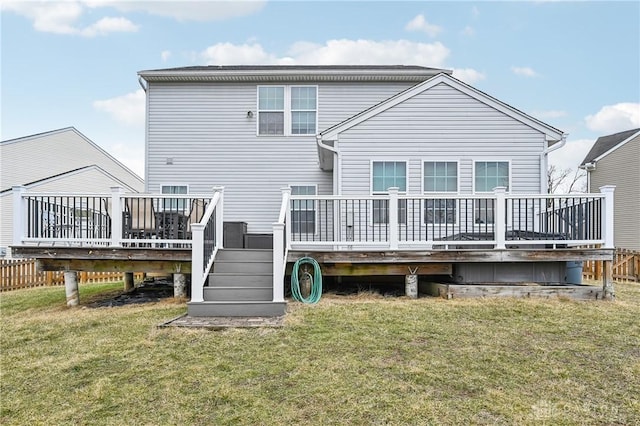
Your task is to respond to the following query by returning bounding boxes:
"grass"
[1,282,639,425]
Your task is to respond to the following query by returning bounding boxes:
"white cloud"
[81,16,138,37]
[452,68,485,84]
[471,6,480,18]
[405,14,442,37]
[93,90,145,126]
[585,103,640,133]
[511,66,539,78]
[199,39,450,68]
[2,0,263,36]
[161,50,172,62]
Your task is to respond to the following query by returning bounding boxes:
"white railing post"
[12,186,27,246]
[599,185,616,249]
[388,187,399,250]
[493,187,507,249]
[110,187,125,247]
[213,186,224,249]
[282,187,292,250]
[190,223,205,303]
[272,223,285,303]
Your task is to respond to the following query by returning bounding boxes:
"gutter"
[317,135,341,195]
[541,133,568,193]
[138,76,148,92]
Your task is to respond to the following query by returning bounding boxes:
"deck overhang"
[10,246,192,274]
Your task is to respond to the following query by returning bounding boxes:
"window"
[474,162,508,224]
[372,161,406,224]
[161,185,188,211]
[423,162,458,224]
[291,185,316,233]
[258,86,317,135]
[291,87,317,135]
[258,86,284,135]
[475,161,509,192]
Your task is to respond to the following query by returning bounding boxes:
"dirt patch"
[87,280,175,308]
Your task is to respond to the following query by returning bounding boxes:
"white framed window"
[257,86,317,136]
[473,161,509,224]
[423,161,458,224]
[371,161,407,224]
[290,185,316,234]
[161,185,188,211]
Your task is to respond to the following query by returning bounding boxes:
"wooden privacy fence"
[583,248,640,283]
[1,259,144,292]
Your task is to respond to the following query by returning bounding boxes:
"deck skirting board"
[424,283,604,300]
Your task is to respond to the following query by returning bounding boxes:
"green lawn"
[1,282,639,425]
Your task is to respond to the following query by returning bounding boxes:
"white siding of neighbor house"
[145,81,416,233]
[0,128,143,193]
[337,83,547,196]
[589,134,640,251]
[1,167,138,256]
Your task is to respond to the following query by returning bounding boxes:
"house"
[580,128,640,251]
[9,66,616,316]
[1,127,144,256]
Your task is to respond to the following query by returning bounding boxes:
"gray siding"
[146,81,415,233]
[590,135,640,250]
[338,83,546,195]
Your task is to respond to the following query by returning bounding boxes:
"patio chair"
[186,199,207,238]
[125,198,157,240]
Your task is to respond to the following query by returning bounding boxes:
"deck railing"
[190,186,224,303]
[286,186,616,251]
[272,187,291,303]
[12,186,214,249]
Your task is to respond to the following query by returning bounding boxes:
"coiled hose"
[291,257,322,304]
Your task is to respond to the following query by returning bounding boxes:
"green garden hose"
[291,257,322,304]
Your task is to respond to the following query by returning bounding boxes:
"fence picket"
[583,248,639,282]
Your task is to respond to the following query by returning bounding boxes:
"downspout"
[138,76,149,190]
[317,135,341,195]
[541,133,567,193]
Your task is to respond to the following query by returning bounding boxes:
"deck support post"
[388,187,399,250]
[124,272,134,292]
[602,260,615,300]
[64,271,79,307]
[493,187,507,249]
[12,186,27,247]
[405,268,418,299]
[174,273,187,298]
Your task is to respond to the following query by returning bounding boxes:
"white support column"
[12,186,27,246]
[64,271,79,307]
[599,185,616,249]
[388,187,399,250]
[272,223,285,303]
[493,187,507,249]
[110,187,125,247]
[190,223,205,303]
[213,186,224,249]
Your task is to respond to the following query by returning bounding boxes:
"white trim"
[592,129,640,163]
[320,73,564,142]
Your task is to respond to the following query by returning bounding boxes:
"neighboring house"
[0,127,144,256]
[580,128,640,251]
[138,66,565,235]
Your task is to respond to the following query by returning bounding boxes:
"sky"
[1,0,639,184]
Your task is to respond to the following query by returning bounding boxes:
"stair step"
[187,301,286,317]
[204,286,273,301]
[213,261,272,274]
[215,249,272,262]
[208,273,272,287]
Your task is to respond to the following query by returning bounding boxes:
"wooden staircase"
[187,249,286,317]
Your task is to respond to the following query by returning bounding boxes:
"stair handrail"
[272,187,291,303]
[190,186,224,303]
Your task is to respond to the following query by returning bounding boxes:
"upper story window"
[258,86,317,136]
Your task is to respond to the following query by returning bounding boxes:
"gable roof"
[320,73,565,143]
[1,127,143,192]
[0,165,140,195]
[139,65,452,83]
[580,128,640,166]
